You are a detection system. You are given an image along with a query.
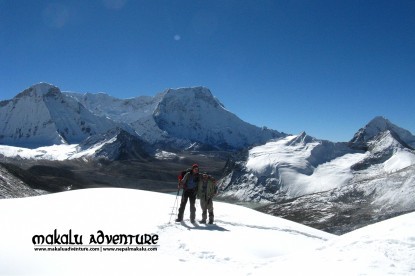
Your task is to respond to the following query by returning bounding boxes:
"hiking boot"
[199,220,206,224]
[208,212,214,224]
[190,219,195,223]
[175,218,182,222]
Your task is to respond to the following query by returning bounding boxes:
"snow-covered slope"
[219,132,361,201]
[77,128,151,160]
[0,83,118,148]
[0,188,413,275]
[0,129,150,161]
[257,211,415,275]
[259,162,415,234]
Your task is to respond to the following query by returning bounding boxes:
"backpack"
[178,168,192,182]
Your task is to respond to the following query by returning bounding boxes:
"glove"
[178,182,184,189]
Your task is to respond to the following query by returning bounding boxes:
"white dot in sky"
[174,35,181,41]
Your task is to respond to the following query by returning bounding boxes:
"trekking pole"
[168,188,181,224]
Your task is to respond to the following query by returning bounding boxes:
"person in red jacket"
[175,164,200,223]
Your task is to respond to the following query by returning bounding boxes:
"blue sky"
[1,0,414,142]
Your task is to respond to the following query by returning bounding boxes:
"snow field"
[1,188,414,275]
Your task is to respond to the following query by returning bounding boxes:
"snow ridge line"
[213,220,331,241]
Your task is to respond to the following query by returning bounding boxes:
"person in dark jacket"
[175,164,199,223]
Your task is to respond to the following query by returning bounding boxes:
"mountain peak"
[16,82,60,98]
[154,86,282,149]
[31,82,57,91]
[156,86,223,116]
[350,116,415,150]
[366,115,390,129]
[286,131,315,146]
[162,87,218,106]
[166,86,211,94]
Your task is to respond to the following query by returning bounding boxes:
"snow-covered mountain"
[152,87,282,149]
[219,133,360,201]
[218,117,415,233]
[0,188,413,275]
[66,86,283,150]
[77,128,151,161]
[349,116,415,150]
[219,117,415,201]
[0,83,118,148]
[0,83,283,160]
[0,128,150,161]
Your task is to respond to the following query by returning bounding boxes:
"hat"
[192,163,199,169]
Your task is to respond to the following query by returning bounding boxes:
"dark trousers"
[177,189,196,220]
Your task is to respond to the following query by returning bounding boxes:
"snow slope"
[256,211,415,275]
[0,129,150,161]
[0,139,114,161]
[0,188,331,275]
[247,134,363,196]
[0,188,413,275]
[220,132,361,201]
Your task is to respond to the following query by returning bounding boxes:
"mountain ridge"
[65,84,284,150]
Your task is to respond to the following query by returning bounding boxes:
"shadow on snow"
[180,221,230,232]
